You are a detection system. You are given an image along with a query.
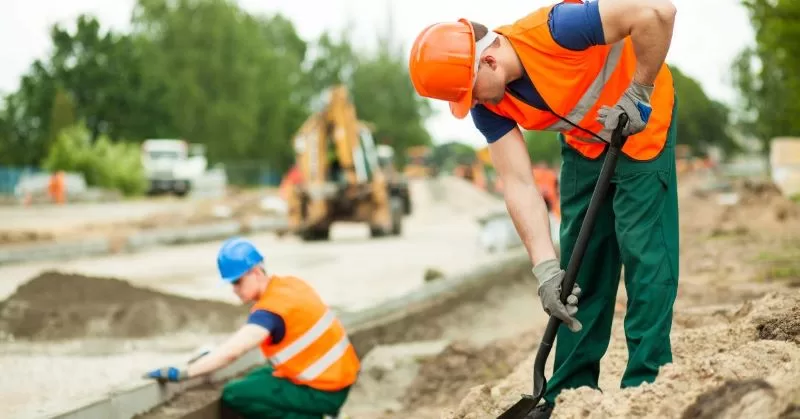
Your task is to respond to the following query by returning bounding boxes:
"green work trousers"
[221,366,352,419]
[543,99,680,404]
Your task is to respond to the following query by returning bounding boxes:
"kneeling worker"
[144,237,361,419]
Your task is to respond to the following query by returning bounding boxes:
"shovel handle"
[497,114,631,418]
[558,113,629,304]
[535,112,630,384]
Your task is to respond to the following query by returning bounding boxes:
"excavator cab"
[286,85,407,241]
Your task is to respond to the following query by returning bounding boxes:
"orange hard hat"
[409,19,498,119]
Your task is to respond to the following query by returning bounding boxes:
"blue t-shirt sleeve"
[470,104,517,144]
[549,1,606,51]
[247,309,286,344]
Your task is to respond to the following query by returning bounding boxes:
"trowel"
[496,113,630,419]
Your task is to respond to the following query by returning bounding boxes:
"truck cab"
[141,139,208,197]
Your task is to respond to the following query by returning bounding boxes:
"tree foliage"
[733,0,800,153]
[0,0,433,179]
[669,65,738,157]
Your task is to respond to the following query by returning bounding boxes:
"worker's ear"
[482,55,499,71]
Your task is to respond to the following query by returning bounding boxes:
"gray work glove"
[596,81,654,137]
[533,259,582,332]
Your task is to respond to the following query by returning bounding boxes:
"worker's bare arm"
[187,324,269,377]
[597,0,677,85]
[488,127,557,266]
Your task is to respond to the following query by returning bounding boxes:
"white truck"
[141,139,208,197]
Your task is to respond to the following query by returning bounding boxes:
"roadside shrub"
[42,122,147,196]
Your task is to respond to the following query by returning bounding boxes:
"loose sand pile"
[438,173,800,419]
[0,271,245,341]
[441,290,800,419]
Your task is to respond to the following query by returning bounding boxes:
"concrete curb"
[0,217,288,266]
[38,249,531,419]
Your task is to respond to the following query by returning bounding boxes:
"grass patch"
[752,244,800,286]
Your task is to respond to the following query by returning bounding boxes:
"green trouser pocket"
[221,366,351,419]
[544,98,680,403]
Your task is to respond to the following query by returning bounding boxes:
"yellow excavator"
[285,85,408,241]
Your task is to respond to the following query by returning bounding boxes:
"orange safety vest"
[485,2,675,161]
[252,275,360,391]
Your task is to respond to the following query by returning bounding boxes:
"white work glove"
[596,81,654,137]
[533,259,582,332]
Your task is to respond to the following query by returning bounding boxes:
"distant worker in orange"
[279,164,303,201]
[144,237,360,418]
[408,0,679,417]
[531,162,560,219]
[48,171,66,205]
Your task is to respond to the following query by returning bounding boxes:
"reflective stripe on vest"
[295,334,352,381]
[270,309,336,366]
[544,41,625,143]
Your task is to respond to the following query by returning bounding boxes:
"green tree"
[132,0,312,171]
[670,65,738,157]
[523,130,561,167]
[48,87,76,147]
[0,14,169,165]
[732,0,800,154]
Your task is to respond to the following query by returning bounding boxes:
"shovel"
[496,112,630,419]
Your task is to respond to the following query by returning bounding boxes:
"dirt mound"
[757,304,800,343]
[442,292,800,419]
[0,230,55,246]
[0,271,245,341]
[681,379,778,419]
[404,331,539,409]
[687,177,800,238]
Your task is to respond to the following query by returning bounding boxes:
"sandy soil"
[433,173,800,419]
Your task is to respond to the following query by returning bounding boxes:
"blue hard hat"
[216,237,264,283]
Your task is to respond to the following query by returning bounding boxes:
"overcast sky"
[0,0,755,147]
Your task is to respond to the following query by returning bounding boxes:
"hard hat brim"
[449,92,473,119]
[449,18,477,120]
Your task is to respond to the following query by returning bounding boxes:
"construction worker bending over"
[408,0,678,417]
[144,237,360,419]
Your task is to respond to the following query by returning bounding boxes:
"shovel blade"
[496,394,540,419]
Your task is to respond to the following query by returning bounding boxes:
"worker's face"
[471,56,506,106]
[231,269,261,303]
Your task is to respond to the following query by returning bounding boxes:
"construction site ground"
[342,171,800,419]
[2,171,799,419]
[0,175,509,418]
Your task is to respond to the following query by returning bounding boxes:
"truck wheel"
[301,228,330,241]
[402,193,412,215]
